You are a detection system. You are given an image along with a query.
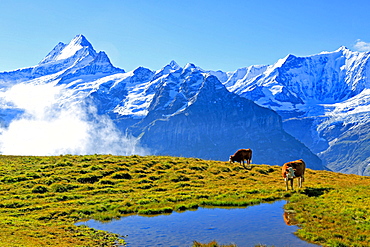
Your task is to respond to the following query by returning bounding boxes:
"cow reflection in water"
[283,210,299,226]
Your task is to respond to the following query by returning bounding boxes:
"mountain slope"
[127,67,323,168]
[8,35,370,172]
[69,59,324,167]
[0,34,125,129]
[0,35,124,89]
[223,47,370,116]
[222,47,370,175]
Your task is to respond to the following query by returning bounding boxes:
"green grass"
[285,174,370,246]
[0,154,369,246]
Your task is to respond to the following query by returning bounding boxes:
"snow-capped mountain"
[3,34,370,174]
[86,60,323,168]
[0,35,325,169]
[221,47,370,175]
[0,34,125,127]
[0,35,124,89]
[222,46,370,116]
[127,68,323,168]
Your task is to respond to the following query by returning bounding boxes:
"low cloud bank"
[0,83,148,156]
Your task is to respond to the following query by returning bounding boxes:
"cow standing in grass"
[230,149,252,169]
[282,159,306,190]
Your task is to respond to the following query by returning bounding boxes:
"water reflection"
[76,200,319,247]
[283,210,299,226]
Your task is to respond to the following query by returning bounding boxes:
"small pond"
[76,200,319,247]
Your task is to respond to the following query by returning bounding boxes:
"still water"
[76,200,319,247]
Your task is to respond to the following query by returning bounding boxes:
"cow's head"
[286,167,295,179]
[229,155,235,163]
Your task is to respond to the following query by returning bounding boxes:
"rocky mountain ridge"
[2,35,369,174]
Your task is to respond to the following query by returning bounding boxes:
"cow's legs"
[285,178,293,190]
[290,179,294,190]
[298,177,303,188]
[285,179,289,191]
[243,159,251,169]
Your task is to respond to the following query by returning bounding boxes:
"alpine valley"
[1,35,369,175]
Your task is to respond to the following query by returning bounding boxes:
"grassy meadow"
[0,154,369,247]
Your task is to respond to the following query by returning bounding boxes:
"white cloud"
[353,39,370,52]
[0,83,149,156]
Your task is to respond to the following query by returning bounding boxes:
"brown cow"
[282,159,306,190]
[230,149,252,169]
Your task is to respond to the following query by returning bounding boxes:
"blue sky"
[1,0,370,72]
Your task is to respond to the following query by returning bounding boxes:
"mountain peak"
[70,34,92,47]
[80,50,125,74]
[318,46,351,56]
[39,34,96,65]
[55,34,95,61]
[184,63,196,70]
[169,60,180,70]
[94,51,111,64]
[336,46,350,52]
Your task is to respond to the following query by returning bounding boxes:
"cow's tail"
[301,159,306,182]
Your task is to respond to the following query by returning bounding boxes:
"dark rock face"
[130,74,324,169]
